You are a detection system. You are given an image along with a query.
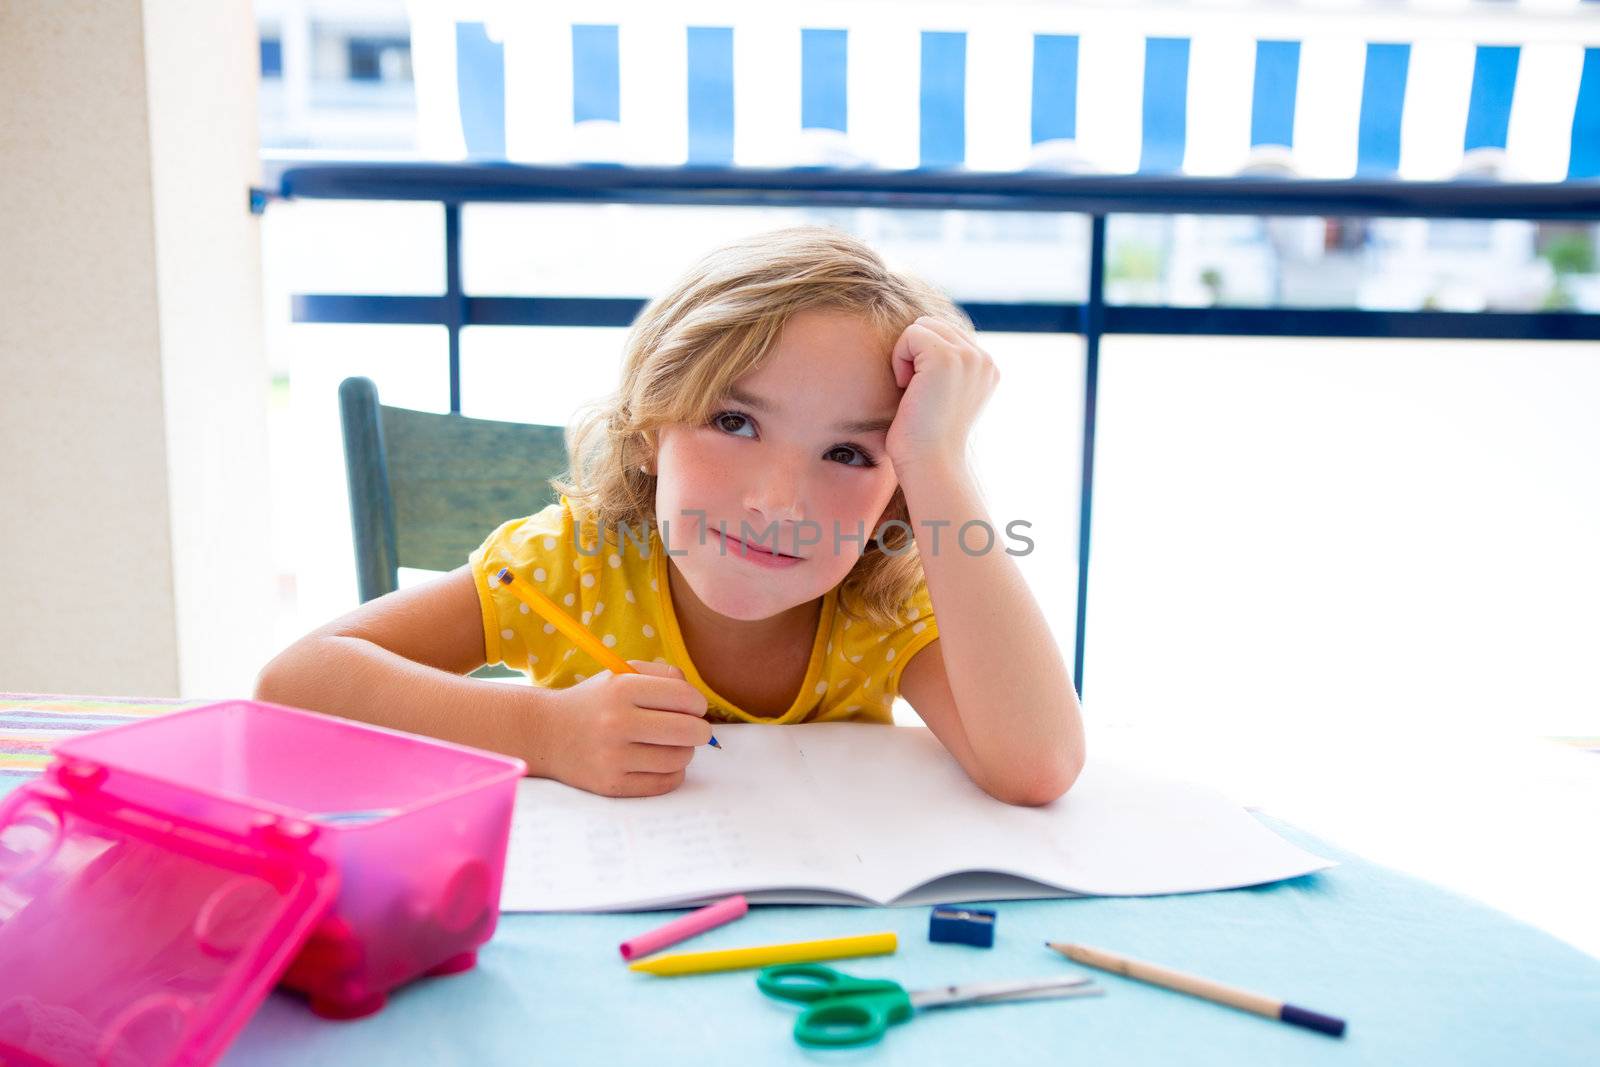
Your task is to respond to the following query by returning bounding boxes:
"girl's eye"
[825,446,877,469]
[712,410,877,468]
[711,411,755,437]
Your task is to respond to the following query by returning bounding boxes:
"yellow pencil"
[492,566,720,748]
[628,931,898,976]
[494,565,630,672]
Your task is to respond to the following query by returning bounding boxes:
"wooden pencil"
[1046,942,1345,1037]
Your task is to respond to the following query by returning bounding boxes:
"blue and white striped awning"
[405,6,1600,181]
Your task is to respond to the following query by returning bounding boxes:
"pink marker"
[619,895,750,961]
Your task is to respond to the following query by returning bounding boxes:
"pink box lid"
[0,760,338,1067]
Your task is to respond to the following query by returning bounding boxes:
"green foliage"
[1542,232,1595,276]
[1541,281,1575,311]
[1109,242,1163,282]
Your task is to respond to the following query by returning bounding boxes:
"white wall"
[0,0,274,698]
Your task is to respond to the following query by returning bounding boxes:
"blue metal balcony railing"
[255,160,1600,696]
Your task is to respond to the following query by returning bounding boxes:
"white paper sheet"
[499,723,1334,912]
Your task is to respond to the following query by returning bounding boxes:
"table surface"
[4,696,1599,1066]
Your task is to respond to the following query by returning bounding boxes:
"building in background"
[257,0,416,152]
[255,0,1598,313]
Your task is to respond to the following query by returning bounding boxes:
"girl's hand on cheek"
[886,316,999,478]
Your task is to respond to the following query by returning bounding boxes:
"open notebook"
[499,723,1333,912]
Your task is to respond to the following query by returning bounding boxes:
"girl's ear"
[633,430,658,476]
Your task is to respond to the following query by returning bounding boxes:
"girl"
[256,227,1084,806]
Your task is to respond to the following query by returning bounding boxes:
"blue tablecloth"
[3,697,1592,1065]
[218,817,1599,1066]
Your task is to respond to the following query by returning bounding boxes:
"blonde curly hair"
[551,225,970,630]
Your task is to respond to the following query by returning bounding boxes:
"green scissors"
[756,963,1103,1048]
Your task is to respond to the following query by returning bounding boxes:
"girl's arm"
[884,316,1086,806]
[254,565,713,796]
[896,461,1085,807]
[253,567,547,761]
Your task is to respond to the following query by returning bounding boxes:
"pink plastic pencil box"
[0,699,525,1066]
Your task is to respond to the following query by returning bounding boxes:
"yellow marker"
[628,932,898,976]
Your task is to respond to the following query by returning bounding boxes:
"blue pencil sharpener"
[928,905,996,948]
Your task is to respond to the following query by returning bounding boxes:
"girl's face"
[651,308,904,622]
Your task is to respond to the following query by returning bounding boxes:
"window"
[347,36,412,84]
[260,36,283,79]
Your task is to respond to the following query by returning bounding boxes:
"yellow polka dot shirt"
[468,496,940,725]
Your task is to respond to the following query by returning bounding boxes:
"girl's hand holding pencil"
[493,566,717,798]
[540,660,714,798]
